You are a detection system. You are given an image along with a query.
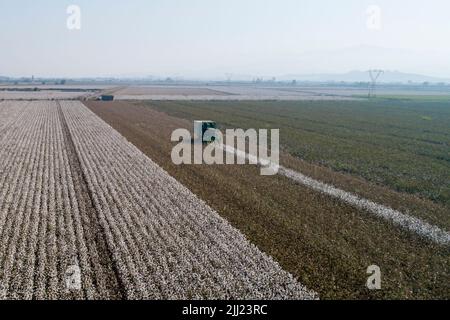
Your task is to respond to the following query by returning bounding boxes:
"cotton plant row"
[0,101,30,138]
[0,100,316,300]
[0,101,131,299]
[0,101,51,299]
[0,101,93,299]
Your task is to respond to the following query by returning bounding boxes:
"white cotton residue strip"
[219,144,450,246]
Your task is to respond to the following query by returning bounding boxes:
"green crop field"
[146,98,450,208]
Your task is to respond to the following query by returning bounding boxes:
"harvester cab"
[194,120,218,143]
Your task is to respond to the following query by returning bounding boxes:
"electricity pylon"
[368,69,384,98]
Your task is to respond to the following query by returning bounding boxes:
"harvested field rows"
[0,100,316,300]
[85,101,450,299]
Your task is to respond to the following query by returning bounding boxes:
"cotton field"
[0,100,316,300]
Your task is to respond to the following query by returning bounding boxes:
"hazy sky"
[1,0,449,78]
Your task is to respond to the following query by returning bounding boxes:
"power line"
[368,69,384,98]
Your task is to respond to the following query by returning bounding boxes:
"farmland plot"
[111,85,360,101]
[86,100,450,299]
[0,100,315,300]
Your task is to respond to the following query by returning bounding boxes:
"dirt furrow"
[56,102,123,299]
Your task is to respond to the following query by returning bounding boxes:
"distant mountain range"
[279,71,450,84]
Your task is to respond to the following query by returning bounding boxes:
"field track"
[0,100,316,300]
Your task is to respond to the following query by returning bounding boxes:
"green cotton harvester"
[194,120,218,143]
